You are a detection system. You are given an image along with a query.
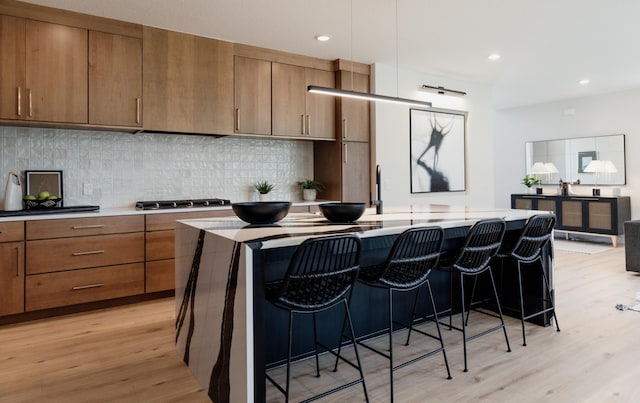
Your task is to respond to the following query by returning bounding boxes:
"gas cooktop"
[135,198,231,210]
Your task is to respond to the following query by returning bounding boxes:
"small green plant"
[297,179,323,192]
[522,174,542,188]
[254,180,275,194]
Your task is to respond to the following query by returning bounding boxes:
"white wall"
[372,63,496,208]
[494,88,639,219]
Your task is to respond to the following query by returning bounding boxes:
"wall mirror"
[525,134,626,185]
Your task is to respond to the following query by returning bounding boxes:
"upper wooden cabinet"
[143,26,234,135]
[0,16,87,123]
[339,71,370,142]
[89,31,142,127]
[234,56,271,135]
[272,63,335,139]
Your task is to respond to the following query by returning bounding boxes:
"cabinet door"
[560,200,583,229]
[305,68,335,139]
[587,201,613,232]
[89,31,142,127]
[342,141,370,203]
[0,241,24,316]
[234,56,271,135]
[25,20,88,123]
[339,71,370,142]
[143,27,234,135]
[0,15,26,120]
[272,62,306,137]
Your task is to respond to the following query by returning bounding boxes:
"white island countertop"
[177,205,542,249]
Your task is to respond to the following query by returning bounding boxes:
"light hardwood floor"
[2,246,640,402]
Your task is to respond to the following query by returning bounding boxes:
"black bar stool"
[264,234,369,403]
[351,226,452,402]
[437,218,511,372]
[495,213,560,346]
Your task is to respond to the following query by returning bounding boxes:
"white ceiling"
[21,0,640,109]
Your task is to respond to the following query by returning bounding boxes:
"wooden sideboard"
[511,194,631,246]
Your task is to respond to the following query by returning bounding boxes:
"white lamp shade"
[544,162,559,173]
[530,162,548,174]
[603,160,618,173]
[583,160,604,173]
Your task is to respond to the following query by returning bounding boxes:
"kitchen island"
[174,205,553,402]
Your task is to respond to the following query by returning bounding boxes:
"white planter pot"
[302,189,317,201]
[259,193,268,201]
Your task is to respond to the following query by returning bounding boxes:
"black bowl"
[232,201,292,225]
[319,202,366,222]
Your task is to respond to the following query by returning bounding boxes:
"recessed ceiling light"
[315,35,330,42]
[488,53,501,61]
[579,79,590,85]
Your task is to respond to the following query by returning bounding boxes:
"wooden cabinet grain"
[272,63,335,139]
[0,16,87,123]
[143,26,234,135]
[339,71,370,142]
[89,31,142,127]
[233,56,271,135]
[0,240,24,316]
[144,209,235,292]
[314,62,371,202]
[24,215,145,311]
[0,221,24,316]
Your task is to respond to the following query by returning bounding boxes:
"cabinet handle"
[301,114,305,135]
[72,283,105,291]
[306,115,311,135]
[17,87,21,116]
[135,98,140,124]
[343,119,347,139]
[15,247,20,277]
[235,108,240,131]
[344,143,348,164]
[72,250,105,256]
[71,224,105,230]
[28,89,33,117]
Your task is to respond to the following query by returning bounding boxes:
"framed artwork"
[578,151,597,173]
[410,108,466,193]
[25,170,63,205]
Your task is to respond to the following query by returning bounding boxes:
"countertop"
[0,200,328,222]
[176,205,542,249]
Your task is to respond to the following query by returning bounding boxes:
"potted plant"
[297,179,323,201]
[255,180,275,201]
[522,174,542,194]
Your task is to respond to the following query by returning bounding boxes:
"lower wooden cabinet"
[26,263,144,311]
[26,232,144,274]
[0,241,24,316]
[145,259,175,293]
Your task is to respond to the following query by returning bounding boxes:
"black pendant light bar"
[307,85,432,108]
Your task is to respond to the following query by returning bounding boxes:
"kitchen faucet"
[370,165,383,214]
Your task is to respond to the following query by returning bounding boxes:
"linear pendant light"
[307,0,431,109]
[307,85,432,108]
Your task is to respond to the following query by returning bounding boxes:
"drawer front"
[146,259,175,293]
[26,215,144,240]
[146,230,174,260]
[27,232,144,274]
[25,263,144,311]
[0,221,24,242]
[146,210,232,231]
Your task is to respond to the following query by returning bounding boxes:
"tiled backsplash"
[0,126,313,208]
